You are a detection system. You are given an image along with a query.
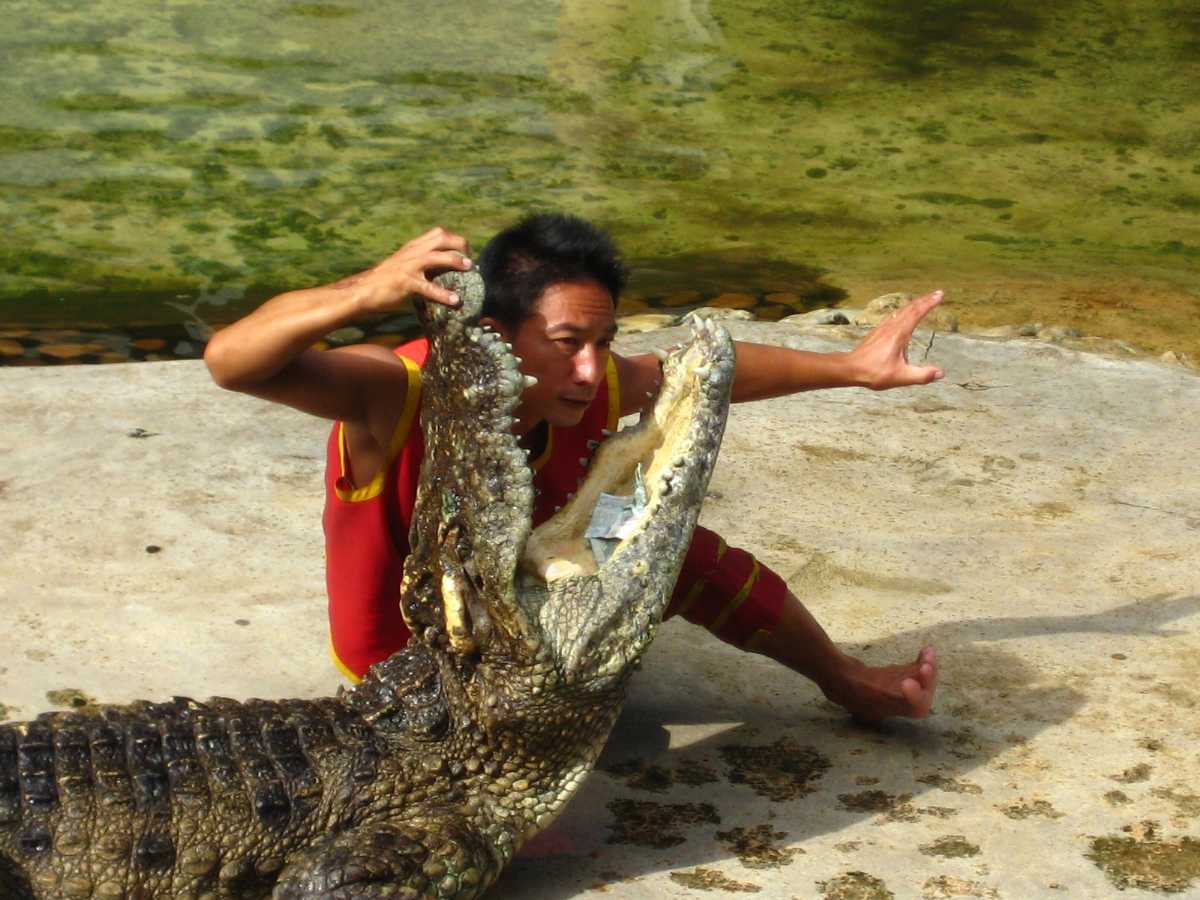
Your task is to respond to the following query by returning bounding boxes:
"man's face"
[492,279,617,432]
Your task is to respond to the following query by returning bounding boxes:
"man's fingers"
[424,250,473,273]
[410,278,461,308]
[412,225,471,256]
[913,289,944,314]
[891,289,944,331]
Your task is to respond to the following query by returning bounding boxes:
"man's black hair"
[478,212,627,328]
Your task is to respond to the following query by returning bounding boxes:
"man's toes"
[900,676,932,717]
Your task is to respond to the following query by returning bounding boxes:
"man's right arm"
[203,227,472,426]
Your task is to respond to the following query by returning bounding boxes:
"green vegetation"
[0,0,1196,357]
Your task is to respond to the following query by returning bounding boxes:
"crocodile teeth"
[653,347,669,361]
[523,375,538,388]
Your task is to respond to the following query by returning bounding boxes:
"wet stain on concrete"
[1111,762,1153,784]
[590,869,642,892]
[669,867,762,893]
[920,835,982,859]
[715,824,802,869]
[942,727,986,760]
[45,688,96,709]
[817,870,894,899]
[840,790,916,820]
[1151,787,1200,819]
[589,869,640,891]
[675,758,720,787]
[917,773,984,795]
[1087,821,1200,893]
[605,798,720,849]
[718,738,831,801]
[1149,683,1198,710]
[797,443,874,464]
[602,756,719,792]
[604,758,673,793]
[838,790,958,823]
[921,874,999,898]
[1000,797,1064,820]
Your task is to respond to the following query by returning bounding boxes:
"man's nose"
[573,346,604,386]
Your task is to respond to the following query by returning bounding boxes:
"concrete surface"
[2,323,1198,898]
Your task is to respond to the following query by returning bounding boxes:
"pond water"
[2,0,1198,360]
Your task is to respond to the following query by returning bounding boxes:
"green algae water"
[2,0,1198,359]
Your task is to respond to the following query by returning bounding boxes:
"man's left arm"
[615,290,946,414]
[732,289,945,400]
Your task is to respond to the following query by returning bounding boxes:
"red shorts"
[666,526,787,648]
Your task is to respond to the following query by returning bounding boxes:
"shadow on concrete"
[496,592,1199,896]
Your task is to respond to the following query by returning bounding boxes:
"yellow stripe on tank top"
[329,637,363,684]
[605,354,621,432]
[334,356,423,502]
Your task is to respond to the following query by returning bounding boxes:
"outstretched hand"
[849,290,946,391]
[339,226,474,313]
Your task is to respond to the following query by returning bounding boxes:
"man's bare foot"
[822,647,938,723]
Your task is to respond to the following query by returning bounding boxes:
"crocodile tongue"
[401,269,734,681]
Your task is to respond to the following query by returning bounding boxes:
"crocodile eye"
[19,824,51,855]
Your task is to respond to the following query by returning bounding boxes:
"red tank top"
[323,338,622,680]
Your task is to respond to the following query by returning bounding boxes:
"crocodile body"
[0,269,735,899]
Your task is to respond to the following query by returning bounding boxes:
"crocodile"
[0,268,736,899]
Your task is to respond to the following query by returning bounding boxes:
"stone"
[1160,350,1196,370]
[39,343,104,360]
[615,296,651,315]
[708,292,757,310]
[659,290,702,308]
[617,314,676,335]
[968,325,1026,339]
[1061,336,1139,357]
[1037,325,1082,342]
[778,309,851,326]
[866,292,913,313]
[677,307,756,326]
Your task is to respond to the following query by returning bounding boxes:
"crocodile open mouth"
[521,318,733,583]
[409,272,732,658]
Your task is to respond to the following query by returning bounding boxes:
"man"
[205,213,943,722]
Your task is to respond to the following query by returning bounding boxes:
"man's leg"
[668,527,937,722]
[748,591,937,722]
